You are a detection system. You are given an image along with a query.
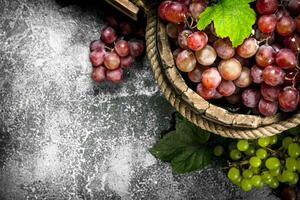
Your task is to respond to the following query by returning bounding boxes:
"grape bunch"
[90,15,145,83]
[213,135,300,192]
[158,0,300,116]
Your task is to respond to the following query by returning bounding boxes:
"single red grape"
[90,40,105,52]
[104,52,121,70]
[276,15,296,37]
[120,56,134,68]
[234,67,252,88]
[251,65,264,84]
[187,31,208,51]
[196,83,216,100]
[261,83,280,102]
[217,80,236,97]
[92,66,106,83]
[90,49,106,67]
[255,45,276,68]
[178,30,192,49]
[262,65,285,86]
[258,99,278,116]
[129,41,145,58]
[115,40,130,57]
[242,88,261,108]
[256,0,279,15]
[257,14,277,33]
[176,50,197,72]
[213,38,235,59]
[189,1,207,20]
[101,27,117,44]
[195,45,217,66]
[164,2,188,23]
[283,34,300,53]
[106,68,123,83]
[188,65,203,83]
[275,48,297,70]
[158,1,172,20]
[201,68,222,89]
[236,38,259,58]
[279,86,300,112]
[218,58,242,81]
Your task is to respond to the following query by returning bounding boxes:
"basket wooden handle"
[104,0,140,20]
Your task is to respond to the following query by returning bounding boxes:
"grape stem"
[105,46,113,52]
[184,15,197,30]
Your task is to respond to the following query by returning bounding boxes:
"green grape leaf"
[149,113,212,173]
[197,0,256,47]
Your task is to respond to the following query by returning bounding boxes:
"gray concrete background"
[0,0,279,199]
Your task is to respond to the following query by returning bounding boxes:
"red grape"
[90,40,105,52]
[188,65,203,83]
[92,66,106,83]
[275,48,297,70]
[236,38,259,58]
[196,83,216,100]
[106,68,123,83]
[283,34,300,53]
[234,67,252,88]
[271,43,281,53]
[261,83,280,102]
[213,38,235,59]
[262,65,285,86]
[104,52,121,70]
[101,27,117,44]
[213,91,223,99]
[275,9,289,20]
[90,49,105,67]
[276,15,296,37]
[158,1,172,20]
[129,41,145,58]
[288,0,300,16]
[217,80,236,97]
[187,31,208,51]
[218,58,242,81]
[189,1,207,20]
[195,45,217,66]
[201,68,222,89]
[255,45,276,68]
[115,40,130,57]
[178,30,192,49]
[120,56,134,68]
[242,88,261,108]
[176,50,197,72]
[164,2,188,23]
[258,99,278,116]
[257,14,277,33]
[251,65,264,84]
[256,0,279,15]
[278,86,299,112]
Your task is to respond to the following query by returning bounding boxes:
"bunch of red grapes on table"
[90,15,145,83]
[158,0,300,116]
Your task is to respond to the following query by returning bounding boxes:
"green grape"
[290,173,299,185]
[288,143,300,158]
[229,142,237,150]
[282,137,293,148]
[277,174,285,183]
[213,145,224,157]
[282,170,295,182]
[228,167,240,181]
[256,148,268,160]
[268,178,279,189]
[249,157,262,168]
[250,175,262,187]
[262,171,273,184]
[244,145,255,156]
[269,135,278,145]
[265,157,280,170]
[250,167,260,174]
[270,167,281,177]
[241,179,252,192]
[230,149,242,161]
[258,137,270,147]
[286,157,297,172]
[242,169,253,179]
[232,176,242,186]
[237,140,249,152]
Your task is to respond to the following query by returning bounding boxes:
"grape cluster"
[158,0,300,116]
[214,135,300,192]
[90,15,145,83]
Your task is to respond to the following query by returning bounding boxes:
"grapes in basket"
[158,0,300,117]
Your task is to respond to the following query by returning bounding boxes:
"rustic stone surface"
[0,0,280,199]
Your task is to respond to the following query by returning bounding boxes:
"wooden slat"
[104,0,139,21]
